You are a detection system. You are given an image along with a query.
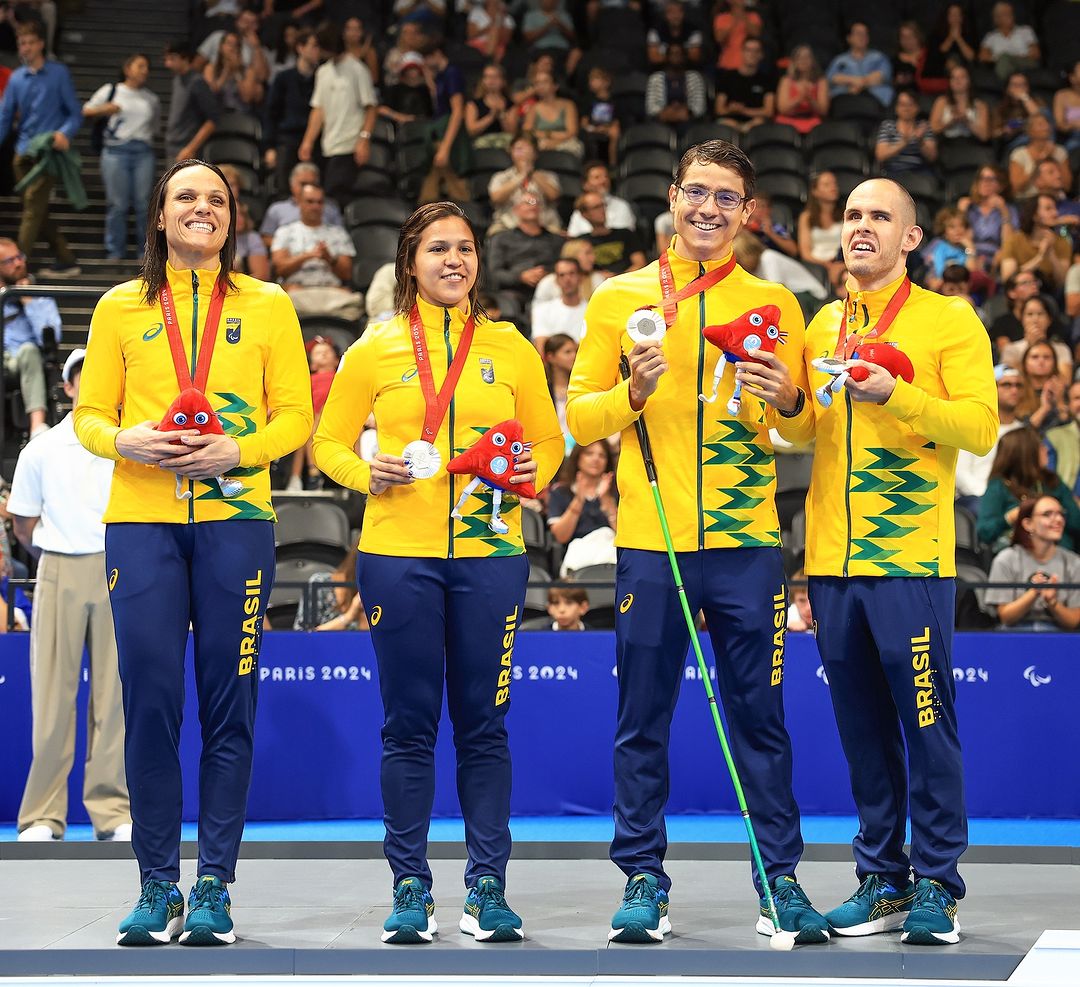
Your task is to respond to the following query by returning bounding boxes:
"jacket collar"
[166,261,222,298]
[415,294,471,335]
[666,235,736,280]
[843,271,908,328]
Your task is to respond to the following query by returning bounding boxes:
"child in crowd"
[546,585,589,631]
[287,336,339,491]
[787,570,813,632]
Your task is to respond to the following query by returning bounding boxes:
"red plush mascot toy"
[447,419,534,535]
[813,342,915,408]
[158,388,243,499]
[699,304,787,413]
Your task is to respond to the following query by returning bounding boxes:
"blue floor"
[4,814,1078,845]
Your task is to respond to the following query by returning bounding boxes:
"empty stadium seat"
[829,93,885,136]
[753,145,805,178]
[755,172,807,213]
[621,147,677,180]
[471,147,512,173]
[742,122,801,154]
[682,121,740,150]
[620,122,678,155]
[809,145,869,176]
[269,557,337,608]
[802,120,865,154]
[343,196,413,231]
[300,317,360,356]
[275,499,351,560]
[203,136,261,171]
[215,111,262,141]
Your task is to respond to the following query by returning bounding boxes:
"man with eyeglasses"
[0,237,61,438]
[567,140,827,947]
[799,178,996,945]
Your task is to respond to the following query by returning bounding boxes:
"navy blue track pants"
[611,546,803,895]
[357,552,528,890]
[808,576,967,898]
[105,521,274,884]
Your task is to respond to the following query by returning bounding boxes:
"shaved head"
[842,179,923,291]
[850,178,917,227]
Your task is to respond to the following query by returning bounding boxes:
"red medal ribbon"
[159,280,227,393]
[832,276,911,361]
[408,304,477,441]
[635,251,738,329]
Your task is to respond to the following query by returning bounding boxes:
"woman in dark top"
[465,63,517,149]
[547,439,618,546]
[924,3,977,78]
[875,88,938,176]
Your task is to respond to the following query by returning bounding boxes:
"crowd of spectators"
[3,0,1080,632]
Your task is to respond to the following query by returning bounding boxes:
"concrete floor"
[1,852,1076,980]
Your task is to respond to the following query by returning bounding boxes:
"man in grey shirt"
[163,40,220,163]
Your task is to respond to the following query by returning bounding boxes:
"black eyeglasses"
[676,185,749,210]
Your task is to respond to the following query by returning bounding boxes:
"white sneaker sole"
[459,912,523,941]
[381,917,437,943]
[179,926,236,945]
[608,915,671,942]
[756,915,831,942]
[901,918,961,945]
[829,912,908,936]
[116,914,184,945]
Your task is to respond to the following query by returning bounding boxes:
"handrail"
[0,283,110,448]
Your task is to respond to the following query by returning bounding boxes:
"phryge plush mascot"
[448,419,535,535]
[158,388,243,499]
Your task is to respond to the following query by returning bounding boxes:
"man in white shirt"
[8,349,130,843]
[979,1,1040,79]
[531,256,588,349]
[567,160,636,237]
[299,21,378,206]
[955,364,1025,516]
[259,162,344,248]
[271,183,360,317]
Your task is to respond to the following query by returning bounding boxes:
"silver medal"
[402,439,442,479]
[812,356,850,377]
[626,309,667,345]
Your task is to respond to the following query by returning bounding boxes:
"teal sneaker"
[608,873,670,944]
[459,875,523,942]
[826,874,916,936]
[756,875,830,944]
[116,879,184,945]
[382,877,437,944]
[901,878,961,945]
[179,875,235,945]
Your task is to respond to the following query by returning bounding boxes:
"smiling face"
[1024,495,1066,545]
[949,64,970,96]
[511,137,536,170]
[577,441,609,477]
[410,217,478,309]
[842,180,923,290]
[669,162,754,262]
[125,55,150,87]
[894,90,918,121]
[158,164,231,269]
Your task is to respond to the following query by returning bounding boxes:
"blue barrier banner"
[0,632,1076,823]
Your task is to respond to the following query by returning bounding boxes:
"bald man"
[799,180,997,945]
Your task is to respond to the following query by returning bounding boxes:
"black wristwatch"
[778,388,806,419]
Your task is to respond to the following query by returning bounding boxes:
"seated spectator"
[543,332,577,442]
[977,426,1080,551]
[1029,160,1080,239]
[787,570,813,632]
[343,15,380,83]
[1011,337,1072,432]
[203,30,264,113]
[378,51,433,126]
[82,53,160,261]
[486,190,564,310]
[465,63,517,150]
[467,0,515,63]
[196,9,270,86]
[957,166,1017,272]
[646,42,707,135]
[1008,297,1076,381]
[287,335,339,492]
[978,0,1039,81]
[234,201,270,280]
[991,71,1046,147]
[163,40,220,165]
[522,0,581,77]
[999,194,1072,294]
[293,545,370,631]
[1045,380,1080,494]
[1008,116,1070,199]
[990,270,1038,353]
[893,22,930,94]
[523,69,583,157]
[579,193,645,276]
[875,88,938,176]
[417,38,472,204]
[925,3,977,81]
[487,133,562,235]
[383,21,427,87]
[547,439,619,548]
[827,21,893,107]
[0,238,60,437]
[956,364,1026,517]
[299,21,377,207]
[985,496,1080,630]
[509,52,555,118]
[744,189,797,257]
[567,161,635,236]
[364,261,397,323]
[929,64,990,143]
[270,182,360,319]
[546,585,590,631]
[533,238,606,304]
[712,0,761,72]
[648,0,703,68]
[394,0,446,32]
[715,36,776,133]
[938,264,986,321]
[578,65,620,169]
[532,257,588,348]
[259,162,343,246]
[797,171,845,293]
[774,45,828,135]
[733,231,828,309]
[1052,60,1080,151]
[923,207,976,291]
[263,28,321,192]
[1066,260,1080,320]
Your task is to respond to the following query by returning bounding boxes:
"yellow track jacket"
[566,239,815,553]
[802,274,998,577]
[313,297,564,558]
[74,264,313,523]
